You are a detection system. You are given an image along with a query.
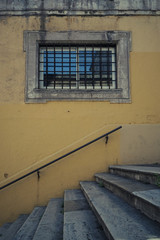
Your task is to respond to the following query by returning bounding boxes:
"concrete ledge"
[0,0,160,16]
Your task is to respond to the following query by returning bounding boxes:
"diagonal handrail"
[0,126,122,191]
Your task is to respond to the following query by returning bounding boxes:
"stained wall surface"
[0,4,160,225]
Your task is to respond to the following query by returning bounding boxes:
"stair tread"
[64,189,106,240]
[109,165,160,175]
[1,215,28,240]
[64,210,107,240]
[80,181,160,240]
[95,172,160,207]
[13,206,45,240]
[33,198,63,240]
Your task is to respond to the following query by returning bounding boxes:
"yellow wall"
[0,15,160,225]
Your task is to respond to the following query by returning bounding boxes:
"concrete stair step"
[80,181,160,240]
[12,206,45,240]
[1,165,160,240]
[95,172,160,223]
[109,165,160,185]
[0,223,12,239]
[32,198,63,240]
[1,214,28,240]
[63,189,106,240]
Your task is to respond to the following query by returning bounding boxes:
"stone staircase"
[0,165,160,240]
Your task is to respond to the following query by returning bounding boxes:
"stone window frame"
[24,31,132,103]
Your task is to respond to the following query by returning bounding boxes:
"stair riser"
[80,186,114,240]
[109,168,158,186]
[95,176,160,224]
[134,197,160,223]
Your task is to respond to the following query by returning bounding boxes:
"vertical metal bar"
[92,45,95,89]
[107,46,110,89]
[54,46,56,89]
[115,46,117,89]
[62,46,63,89]
[100,46,102,89]
[84,45,87,89]
[46,46,48,89]
[76,47,79,89]
[69,45,71,89]
[38,46,40,89]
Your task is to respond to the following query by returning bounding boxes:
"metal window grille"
[38,43,117,90]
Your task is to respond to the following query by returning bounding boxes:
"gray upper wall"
[0,0,160,16]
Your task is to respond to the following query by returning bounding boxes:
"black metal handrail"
[0,126,122,190]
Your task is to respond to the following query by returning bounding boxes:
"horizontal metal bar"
[0,126,122,191]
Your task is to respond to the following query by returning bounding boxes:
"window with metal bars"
[24,30,131,102]
[39,44,117,90]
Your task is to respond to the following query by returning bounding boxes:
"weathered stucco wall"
[0,6,160,225]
